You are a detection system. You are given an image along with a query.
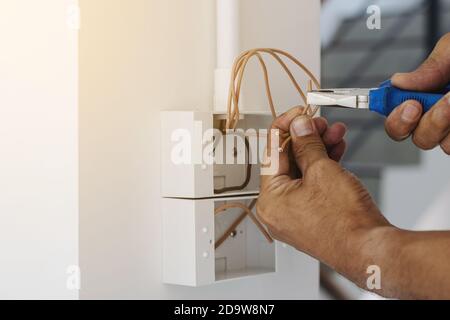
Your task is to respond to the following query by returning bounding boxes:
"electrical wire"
[214,137,252,195]
[226,48,321,131]
[214,199,272,250]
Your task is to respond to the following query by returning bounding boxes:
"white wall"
[0,0,79,299]
[382,149,450,230]
[79,0,321,299]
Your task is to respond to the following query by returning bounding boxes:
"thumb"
[392,33,450,92]
[290,116,328,173]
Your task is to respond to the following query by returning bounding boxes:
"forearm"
[336,226,450,299]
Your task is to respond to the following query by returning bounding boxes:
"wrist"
[360,225,403,262]
[332,225,401,283]
[336,225,403,288]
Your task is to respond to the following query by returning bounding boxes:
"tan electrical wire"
[226,48,321,131]
[214,137,252,195]
[214,199,272,250]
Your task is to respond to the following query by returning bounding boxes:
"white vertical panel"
[161,111,214,198]
[0,0,79,299]
[216,0,240,69]
[163,199,215,286]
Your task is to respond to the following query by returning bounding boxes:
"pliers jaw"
[307,89,372,109]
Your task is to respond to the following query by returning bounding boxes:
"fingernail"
[392,72,406,79]
[401,104,420,122]
[391,73,401,81]
[291,116,314,137]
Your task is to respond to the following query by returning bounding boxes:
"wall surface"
[382,149,450,230]
[79,0,320,299]
[0,0,79,299]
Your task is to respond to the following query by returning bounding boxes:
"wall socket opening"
[214,198,276,281]
[212,114,272,197]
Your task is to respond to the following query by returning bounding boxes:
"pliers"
[307,80,450,117]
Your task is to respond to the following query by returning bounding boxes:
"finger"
[392,59,449,92]
[322,122,347,146]
[287,117,327,179]
[289,115,328,173]
[261,107,305,186]
[328,140,347,163]
[384,100,423,141]
[440,133,450,155]
[323,122,347,163]
[272,106,306,132]
[392,33,450,92]
[313,117,328,136]
[412,93,450,150]
[288,118,343,177]
[322,122,347,162]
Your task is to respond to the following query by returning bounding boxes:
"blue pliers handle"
[369,80,450,117]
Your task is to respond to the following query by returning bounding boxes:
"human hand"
[386,33,450,154]
[257,108,392,279]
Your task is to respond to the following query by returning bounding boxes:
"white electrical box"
[161,111,213,199]
[162,196,277,287]
[161,110,277,287]
[161,111,272,199]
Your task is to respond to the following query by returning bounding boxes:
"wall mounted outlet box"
[161,110,272,199]
[162,198,215,286]
[161,111,214,199]
[162,111,277,287]
[162,196,276,287]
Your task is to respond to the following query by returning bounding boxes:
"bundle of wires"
[226,48,320,127]
[215,48,320,249]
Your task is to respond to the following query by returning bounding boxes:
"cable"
[225,48,320,154]
[214,137,252,195]
[214,199,272,250]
